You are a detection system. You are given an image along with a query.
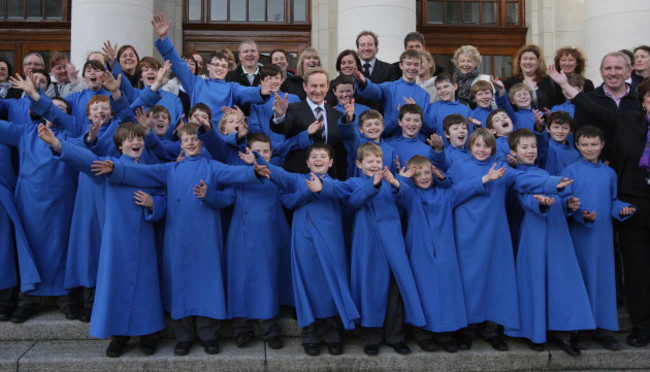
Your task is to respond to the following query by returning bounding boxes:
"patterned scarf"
[0,82,10,99]
[453,69,480,106]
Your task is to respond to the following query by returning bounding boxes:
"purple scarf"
[639,114,650,171]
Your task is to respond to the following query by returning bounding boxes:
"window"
[416,0,525,76]
[186,0,308,24]
[0,0,67,20]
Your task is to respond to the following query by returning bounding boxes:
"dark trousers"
[618,196,650,332]
[17,293,75,311]
[301,316,341,345]
[171,316,221,342]
[0,286,17,309]
[361,275,405,346]
[459,321,500,340]
[232,317,281,340]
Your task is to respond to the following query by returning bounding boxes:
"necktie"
[315,106,326,142]
[363,63,371,78]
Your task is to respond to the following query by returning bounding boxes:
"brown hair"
[443,114,469,133]
[512,44,548,81]
[508,128,536,151]
[406,154,432,169]
[356,30,379,48]
[113,122,146,154]
[359,109,384,129]
[470,80,493,98]
[467,128,496,156]
[553,46,587,75]
[356,142,383,162]
[136,56,162,78]
[49,51,68,69]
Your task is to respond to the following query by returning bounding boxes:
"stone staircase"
[1,307,649,372]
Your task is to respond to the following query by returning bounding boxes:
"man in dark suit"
[226,39,262,115]
[355,31,398,112]
[270,67,349,180]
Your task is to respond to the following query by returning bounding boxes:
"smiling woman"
[452,45,492,106]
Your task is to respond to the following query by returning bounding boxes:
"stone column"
[70,0,154,68]
[584,0,650,84]
[336,0,416,67]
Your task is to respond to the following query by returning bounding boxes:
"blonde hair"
[406,155,432,169]
[217,110,245,134]
[467,128,496,156]
[508,82,533,105]
[453,45,482,69]
[356,142,383,162]
[420,50,436,76]
[296,47,321,76]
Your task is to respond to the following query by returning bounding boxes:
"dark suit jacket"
[226,65,262,116]
[270,101,348,179]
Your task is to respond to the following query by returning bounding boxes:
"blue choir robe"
[398,174,487,332]
[543,138,580,176]
[446,156,563,329]
[108,154,261,320]
[329,176,425,328]
[430,145,471,172]
[495,136,510,163]
[561,159,634,331]
[222,177,294,320]
[0,120,79,295]
[471,105,493,127]
[428,99,472,146]
[551,101,575,118]
[263,162,360,330]
[55,141,166,338]
[339,121,396,178]
[0,95,40,125]
[357,78,431,139]
[504,164,595,343]
[496,94,535,132]
[387,136,436,168]
[155,36,268,125]
[143,130,181,163]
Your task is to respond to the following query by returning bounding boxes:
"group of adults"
[1,29,650,348]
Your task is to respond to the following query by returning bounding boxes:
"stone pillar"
[584,0,650,84]
[70,0,154,68]
[337,0,416,67]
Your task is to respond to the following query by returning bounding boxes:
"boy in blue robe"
[64,60,111,126]
[387,104,436,168]
[259,143,360,356]
[562,125,636,351]
[1,69,51,125]
[331,75,369,118]
[503,129,594,356]
[39,122,166,358]
[399,154,505,353]
[91,122,271,356]
[537,111,580,175]
[429,114,471,171]
[485,109,515,163]
[446,128,573,351]
[136,105,181,163]
[329,143,424,356]
[469,80,495,127]
[339,109,396,178]
[428,73,471,144]
[152,13,273,126]
[354,49,432,139]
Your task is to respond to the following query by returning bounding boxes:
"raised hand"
[151,60,171,92]
[398,166,414,178]
[482,162,506,183]
[468,117,482,128]
[307,119,324,135]
[135,106,151,134]
[272,92,289,118]
[402,97,416,105]
[195,115,212,131]
[176,150,186,162]
[238,148,255,164]
[260,75,274,95]
[91,159,114,175]
[37,123,62,152]
[133,190,153,208]
[506,154,519,167]
[9,72,36,94]
[426,133,444,152]
[620,206,637,216]
[192,179,208,199]
[102,40,118,63]
[236,121,249,140]
[547,65,567,86]
[305,172,323,192]
[533,194,555,206]
[532,109,545,133]
[102,71,122,94]
[253,161,271,179]
[431,165,446,180]
[152,13,171,40]
[221,105,244,116]
[66,63,79,82]
[344,97,355,122]
[556,177,574,190]
[382,166,400,188]
[373,170,383,186]
[86,114,105,143]
[566,196,581,212]
[352,66,366,85]
[582,210,597,221]
[393,155,401,172]
[490,75,506,96]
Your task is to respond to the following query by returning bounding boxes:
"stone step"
[0,306,632,342]
[2,334,650,372]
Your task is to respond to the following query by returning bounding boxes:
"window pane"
[445,1,461,24]
[188,0,201,21]
[45,0,62,19]
[481,2,497,24]
[506,2,518,25]
[210,0,226,21]
[293,0,306,22]
[463,2,479,24]
[268,0,283,21]
[437,54,454,76]
[7,0,24,19]
[427,1,443,24]
[249,0,264,21]
[0,0,5,18]
[478,55,491,75]
[230,0,245,21]
[26,0,42,18]
[494,55,512,77]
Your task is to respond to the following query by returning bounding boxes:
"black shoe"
[267,336,284,350]
[627,331,650,348]
[303,343,320,356]
[485,335,508,351]
[78,308,91,323]
[388,342,411,355]
[439,341,458,353]
[203,340,220,354]
[327,342,343,355]
[456,333,472,350]
[174,341,192,356]
[416,340,439,352]
[106,340,126,358]
[140,336,157,355]
[235,332,254,347]
[554,339,580,356]
[527,341,545,351]
[593,335,621,350]
[363,344,379,356]
[10,306,38,324]
[0,307,13,321]
[571,332,588,350]
[61,305,81,320]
